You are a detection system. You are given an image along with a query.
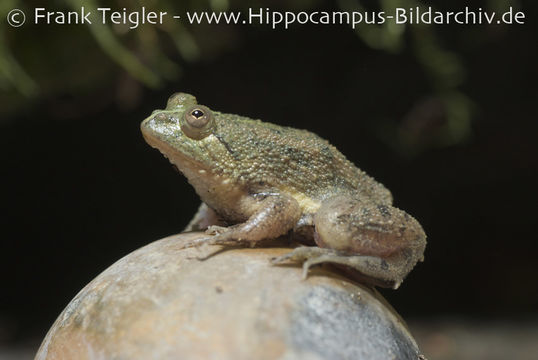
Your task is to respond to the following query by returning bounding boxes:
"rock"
[35,232,424,360]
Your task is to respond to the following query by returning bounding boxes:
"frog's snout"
[141,110,183,147]
[140,115,156,134]
[142,112,176,131]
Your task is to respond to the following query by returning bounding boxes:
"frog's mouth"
[142,129,207,177]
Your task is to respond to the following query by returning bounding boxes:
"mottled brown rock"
[35,233,423,360]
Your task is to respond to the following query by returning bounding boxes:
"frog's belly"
[202,184,322,226]
[288,190,321,214]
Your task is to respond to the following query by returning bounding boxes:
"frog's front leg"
[179,194,301,249]
[272,195,426,289]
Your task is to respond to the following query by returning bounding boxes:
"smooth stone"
[36,232,424,360]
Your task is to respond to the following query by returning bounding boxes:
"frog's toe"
[205,225,229,235]
[301,259,316,280]
[179,232,237,250]
[180,235,215,250]
[269,252,291,264]
[270,246,314,264]
[271,247,340,279]
[301,254,340,279]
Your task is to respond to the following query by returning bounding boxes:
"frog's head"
[141,93,236,181]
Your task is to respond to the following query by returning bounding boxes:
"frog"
[141,93,427,289]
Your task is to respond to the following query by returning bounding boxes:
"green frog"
[141,93,426,288]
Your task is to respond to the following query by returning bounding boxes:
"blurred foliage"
[0,0,38,97]
[0,0,522,152]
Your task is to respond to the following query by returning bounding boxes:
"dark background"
[1,0,537,353]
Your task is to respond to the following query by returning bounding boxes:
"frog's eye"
[182,105,215,139]
[186,108,210,128]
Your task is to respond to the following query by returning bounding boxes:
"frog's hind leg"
[271,247,404,289]
[272,194,426,289]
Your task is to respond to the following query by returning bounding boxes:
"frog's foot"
[271,246,403,288]
[271,246,342,279]
[181,230,253,260]
[180,229,248,251]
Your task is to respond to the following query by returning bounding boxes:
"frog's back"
[214,113,392,206]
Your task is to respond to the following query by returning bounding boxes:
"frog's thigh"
[283,195,424,288]
[183,203,226,232]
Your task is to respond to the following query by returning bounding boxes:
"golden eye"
[186,108,209,128]
[182,105,214,139]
